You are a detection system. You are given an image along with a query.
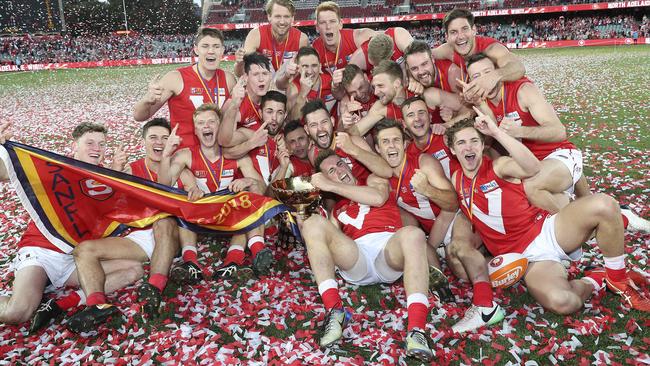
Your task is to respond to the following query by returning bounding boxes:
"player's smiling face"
[450,127,483,173]
[320,154,355,185]
[298,54,321,82]
[371,73,399,106]
[375,127,405,168]
[73,132,106,165]
[285,128,309,159]
[262,100,286,136]
[268,3,294,39]
[402,100,431,139]
[246,64,272,97]
[316,10,343,49]
[406,51,435,87]
[194,111,220,148]
[304,109,334,149]
[446,18,476,57]
[144,126,170,162]
[468,58,500,99]
[194,36,223,71]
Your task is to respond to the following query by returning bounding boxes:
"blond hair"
[193,103,222,121]
[316,1,341,21]
[265,0,295,16]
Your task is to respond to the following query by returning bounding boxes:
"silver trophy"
[270,176,321,220]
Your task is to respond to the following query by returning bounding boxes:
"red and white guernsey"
[17,222,65,253]
[129,158,159,182]
[313,29,358,74]
[188,146,238,193]
[454,156,547,256]
[238,95,263,131]
[428,58,455,124]
[168,65,230,148]
[486,78,576,160]
[248,138,280,185]
[258,24,302,72]
[452,36,500,82]
[311,145,371,184]
[291,72,336,111]
[334,194,402,240]
[289,156,314,177]
[389,158,441,233]
[360,28,405,75]
[406,132,459,179]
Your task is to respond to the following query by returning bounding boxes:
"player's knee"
[543,290,581,315]
[589,193,619,220]
[302,215,327,237]
[124,263,145,285]
[0,299,34,324]
[153,217,176,233]
[399,226,426,251]
[73,240,102,260]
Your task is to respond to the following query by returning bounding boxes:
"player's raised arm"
[234,29,260,77]
[508,83,566,142]
[413,154,458,212]
[158,126,189,186]
[465,43,525,100]
[133,71,179,122]
[473,107,540,179]
[217,76,247,147]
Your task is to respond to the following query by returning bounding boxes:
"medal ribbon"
[143,160,156,182]
[198,146,224,190]
[323,36,341,74]
[460,172,478,222]
[272,34,290,71]
[194,66,220,105]
[395,156,408,200]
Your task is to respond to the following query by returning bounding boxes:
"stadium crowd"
[1,13,647,65]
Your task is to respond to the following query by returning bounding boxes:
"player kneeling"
[303,149,434,362]
[447,110,649,333]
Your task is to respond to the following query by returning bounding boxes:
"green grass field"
[0,45,648,364]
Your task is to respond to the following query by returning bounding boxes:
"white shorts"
[12,247,76,289]
[522,214,582,263]
[125,229,155,259]
[441,210,461,247]
[544,148,583,192]
[338,232,403,286]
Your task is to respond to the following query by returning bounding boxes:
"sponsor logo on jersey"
[479,180,499,193]
[191,87,203,95]
[433,149,448,160]
[194,170,208,178]
[243,117,259,128]
[222,169,234,176]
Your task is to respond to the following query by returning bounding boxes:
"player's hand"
[110,144,128,171]
[335,131,357,155]
[310,172,333,192]
[235,48,246,63]
[457,78,483,105]
[410,169,430,195]
[229,177,255,193]
[431,123,447,135]
[286,56,299,78]
[163,125,181,158]
[249,121,270,148]
[464,72,499,100]
[332,68,344,87]
[473,106,499,137]
[498,116,521,137]
[299,69,315,96]
[0,121,13,144]
[408,76,425,95]
[145,74,163,105]
[186,185,205,202]
[345,95,363,113]
[277,146,291,167]
[232,76,247,102]
[439,106,455,123]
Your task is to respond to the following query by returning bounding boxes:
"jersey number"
[398,192,435,220]
[471,188,506,234]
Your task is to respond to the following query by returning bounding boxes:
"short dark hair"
[142,118,171,138]
[301,99,328,122]
[194,27,224,45]
[261,90,287,109]
[373,118,404,141]
[314,148,337,173]
[444,117,483,147]
[283,119,304,137]
[244,52,271,73]
[296,46,320,63]
[404,40,432,60]
[341,64,364,89]
[401,95,427,113]
[372,60,403,83]
[443,8,475,33]
[72,122,107,140]
[466,52,491,70]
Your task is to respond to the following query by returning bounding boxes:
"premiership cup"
[270,176,321,220]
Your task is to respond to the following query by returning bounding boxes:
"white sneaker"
[621,206,650,233]
[319,308,352,347]
[452,302,505,333]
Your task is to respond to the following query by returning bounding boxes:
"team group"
[0,0,648,361]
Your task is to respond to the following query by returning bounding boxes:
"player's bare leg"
[382,226,433,362]
[302,214,358,348]
[523,159,574,213]
[524,261,591,314]
[0,266,48,324]
[574,175,591,198]
[554,193,649,311]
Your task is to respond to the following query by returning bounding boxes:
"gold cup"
[270,176,321,220]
